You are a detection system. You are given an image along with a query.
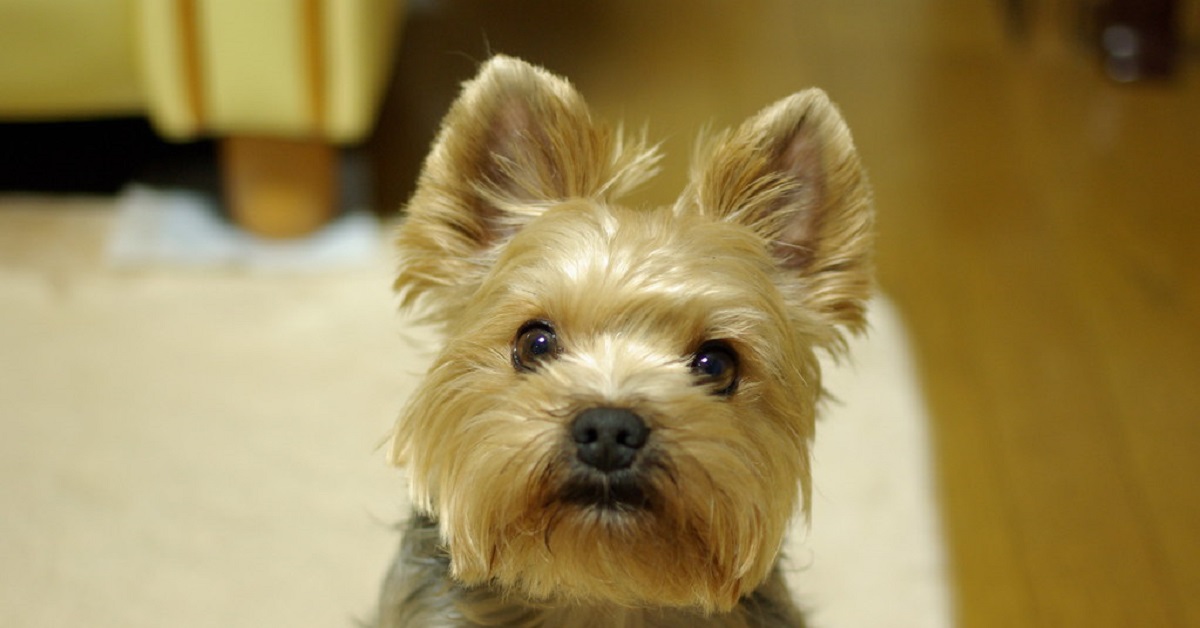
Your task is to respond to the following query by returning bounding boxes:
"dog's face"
[390,56,872,613]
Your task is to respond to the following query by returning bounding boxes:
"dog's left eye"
[513,320,560,372]
[690,340,739,396]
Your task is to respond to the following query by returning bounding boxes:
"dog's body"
[378,56,873,627]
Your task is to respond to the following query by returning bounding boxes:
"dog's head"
[390,55,872,612]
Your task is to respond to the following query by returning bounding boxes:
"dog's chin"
[443,482,756,613]
[558,470,653,514]
[434,437,791,612]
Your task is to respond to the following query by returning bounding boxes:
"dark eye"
[513,320,561,372]
[689,340,739,396]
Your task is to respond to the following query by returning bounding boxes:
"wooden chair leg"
[220,136,338,238]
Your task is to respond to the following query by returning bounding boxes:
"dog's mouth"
[558,470,652,512]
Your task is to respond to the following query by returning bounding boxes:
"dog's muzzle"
[562,407,651,510]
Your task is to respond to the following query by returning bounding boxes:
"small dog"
[378,55,873,627]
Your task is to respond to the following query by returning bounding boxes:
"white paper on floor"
[106,185,383,272]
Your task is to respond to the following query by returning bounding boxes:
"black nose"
[570,407,648,472]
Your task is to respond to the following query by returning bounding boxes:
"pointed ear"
[394,55,660,316]
[686,89,874,343]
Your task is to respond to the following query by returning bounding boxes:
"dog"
[377,55,873,627]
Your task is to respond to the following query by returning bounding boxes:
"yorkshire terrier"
[377,55,873,627]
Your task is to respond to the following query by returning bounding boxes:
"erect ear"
[684,88,874,345]
[394,55,660,317]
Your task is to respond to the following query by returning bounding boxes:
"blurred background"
[2,1,1198,627]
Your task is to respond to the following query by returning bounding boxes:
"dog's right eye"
[690,340,739,396]
[513,321,560,372]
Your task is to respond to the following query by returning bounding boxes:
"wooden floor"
[375,1,1200,626]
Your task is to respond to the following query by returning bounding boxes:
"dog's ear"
[684,89,874,345]
[395,55,659,315]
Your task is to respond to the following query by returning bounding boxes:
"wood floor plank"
[958,232,1180,627]
[1009,36,1200,626]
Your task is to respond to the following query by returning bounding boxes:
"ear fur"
[394,55,660,318]
[682,89,874,347]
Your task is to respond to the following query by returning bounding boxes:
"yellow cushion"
[0,0,403,143]
[0,0,143,118]
[136,0,404,142]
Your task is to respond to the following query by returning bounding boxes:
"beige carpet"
[0,195,952,627]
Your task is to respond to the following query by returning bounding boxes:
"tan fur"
[380,55,873,626]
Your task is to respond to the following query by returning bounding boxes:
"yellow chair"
[0,0,405,237]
